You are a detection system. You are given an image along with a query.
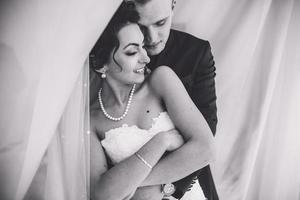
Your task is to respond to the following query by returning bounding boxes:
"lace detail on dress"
[101,112,175,164]
[100,112,206,200]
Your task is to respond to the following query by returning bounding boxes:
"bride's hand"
[159,129,184,151]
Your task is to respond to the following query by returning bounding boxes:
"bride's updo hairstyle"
[90,1,139,71]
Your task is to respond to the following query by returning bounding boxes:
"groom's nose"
[145,27,159,44]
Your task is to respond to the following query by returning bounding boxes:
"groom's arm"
[190,41,217,135]
[132,41,217,200]
[172,41,217,199]
[131,185,164,200]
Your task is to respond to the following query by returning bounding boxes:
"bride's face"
[106,23,150,85]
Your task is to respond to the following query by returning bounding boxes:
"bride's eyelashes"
[124,44,147,57]
[125,48,143,56]
[125,51,137,56]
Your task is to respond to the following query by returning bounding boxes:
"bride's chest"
[95,96,165,137]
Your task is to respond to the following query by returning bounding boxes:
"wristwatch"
[161,183,176,197]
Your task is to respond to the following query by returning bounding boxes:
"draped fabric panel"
[0,0,121,199]
[173,0,300,199]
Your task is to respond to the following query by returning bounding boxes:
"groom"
[131,0,218,199]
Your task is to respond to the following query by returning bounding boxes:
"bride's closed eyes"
[124,44,146,56]
[125,51,138,56]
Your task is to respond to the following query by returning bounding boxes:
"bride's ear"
[95,65,109,78]
[95,65,108,73]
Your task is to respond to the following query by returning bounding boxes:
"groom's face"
[135,0,173,56]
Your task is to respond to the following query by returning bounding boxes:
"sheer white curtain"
[1,0,300,199]
[174,0,300,199]
[0,0,121,199]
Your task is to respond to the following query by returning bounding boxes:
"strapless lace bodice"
[101,112,175,164]
[101,112,206,200]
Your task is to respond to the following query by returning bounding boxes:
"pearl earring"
[96,65,107,79]
[172,0,176,9]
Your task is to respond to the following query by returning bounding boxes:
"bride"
[90,2,214,200]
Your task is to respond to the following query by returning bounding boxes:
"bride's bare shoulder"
[151,65,174,77]
[148,66,180,94]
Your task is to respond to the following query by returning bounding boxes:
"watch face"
[162,183,176,196]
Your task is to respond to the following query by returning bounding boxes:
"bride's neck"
[101,80,134,107]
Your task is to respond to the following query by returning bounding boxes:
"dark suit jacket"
[147,29,218,200]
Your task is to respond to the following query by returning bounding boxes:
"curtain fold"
[0,0,121,199]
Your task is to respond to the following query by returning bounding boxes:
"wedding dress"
[101,112,206,200]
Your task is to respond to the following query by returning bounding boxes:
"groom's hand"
[131,185,164,200]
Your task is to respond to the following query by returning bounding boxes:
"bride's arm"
[90,125,182,200]
[140,66,216,186]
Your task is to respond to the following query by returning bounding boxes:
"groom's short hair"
[131,0,151,4]
[128,0,175,9]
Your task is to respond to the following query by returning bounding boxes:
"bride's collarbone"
[95,85,165,134]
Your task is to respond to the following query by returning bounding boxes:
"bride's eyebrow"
[123,43,139,49]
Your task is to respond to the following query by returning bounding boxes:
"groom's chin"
[146,43,165,56]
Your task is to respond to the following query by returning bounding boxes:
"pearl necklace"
[98,84,136,121]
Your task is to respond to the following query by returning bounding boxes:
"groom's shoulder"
[170,29,209,49]
[165,29,211,63]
